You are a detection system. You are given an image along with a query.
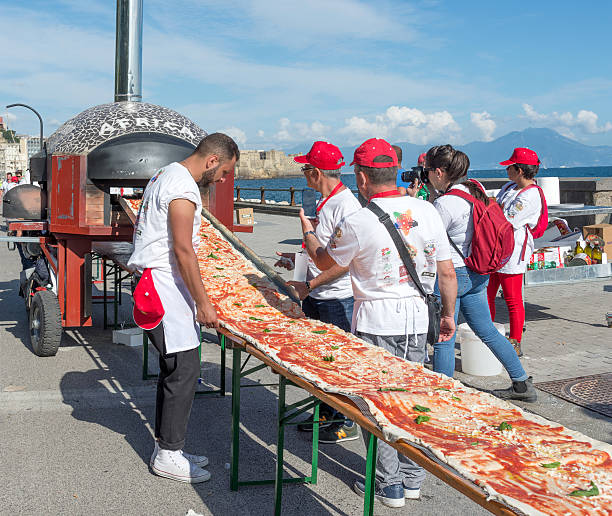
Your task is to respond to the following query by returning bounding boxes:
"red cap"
[499,147,540,166]
[133,268,164,330]
[294,141,345,170]
[417,153,427,166]
[350,138,399,168]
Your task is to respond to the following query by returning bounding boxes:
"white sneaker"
[151,448,211,483]
[150,441,209,468]
[404,487,421,499]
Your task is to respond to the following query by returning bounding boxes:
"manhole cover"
[535,373,612,418]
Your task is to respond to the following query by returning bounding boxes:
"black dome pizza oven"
[29,101,206,188]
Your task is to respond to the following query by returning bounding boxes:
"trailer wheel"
[29,290,62,357]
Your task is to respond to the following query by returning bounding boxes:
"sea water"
[235,166,612,204]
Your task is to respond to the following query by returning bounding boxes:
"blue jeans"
[433,267,528,382]
[301,296,354,333]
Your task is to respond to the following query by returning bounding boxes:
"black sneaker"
[319,421,359,443]
[297,411,333,432]
[493,376,537,402]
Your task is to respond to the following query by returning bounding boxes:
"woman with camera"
[425,144,536,402]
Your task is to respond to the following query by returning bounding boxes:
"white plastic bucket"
[458,322,504,376]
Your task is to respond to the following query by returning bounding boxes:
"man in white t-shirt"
[1,172,15,197]
[300,138,457,508]
[128,133,239,484]
[275,141,361,442]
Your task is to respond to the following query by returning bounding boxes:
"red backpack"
[517,184,549,239]
[444,181,515,274]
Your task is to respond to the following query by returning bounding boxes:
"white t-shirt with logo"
[433,183,476,269]
[308,188,361,300]
[128,162,202,353]
[128,162,202,273]
[327,196,451,336]
[496,182,542,275]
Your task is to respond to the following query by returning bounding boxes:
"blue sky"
[1,0,611,150]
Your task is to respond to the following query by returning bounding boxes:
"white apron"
[151,268,200,354]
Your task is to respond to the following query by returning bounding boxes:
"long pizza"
[126,199,612,515]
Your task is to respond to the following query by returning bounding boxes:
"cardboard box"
[528,247,564,270]
[235,207,254,225]
[583,223,612,255]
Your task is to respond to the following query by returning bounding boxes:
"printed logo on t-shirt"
[393,210,418,236]
[424,242,436,256]
[378,246,395,287]
[329,225,343,249]
[149,169,165,184]
[508,200,524,218]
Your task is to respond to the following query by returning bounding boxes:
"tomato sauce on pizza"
[124,199,611,515]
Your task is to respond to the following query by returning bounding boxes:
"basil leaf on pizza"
[569,481,599,497]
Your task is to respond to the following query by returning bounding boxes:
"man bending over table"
[128,133,239,483]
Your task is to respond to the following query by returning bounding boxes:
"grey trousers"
[146,323,200,451]
[355,331,427,489]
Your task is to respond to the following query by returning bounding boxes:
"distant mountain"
[459,128,612,169]
[281,128,612,170]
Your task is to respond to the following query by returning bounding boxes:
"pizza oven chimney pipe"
[114,0,143,102]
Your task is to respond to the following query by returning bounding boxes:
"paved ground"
[1,212,611,516]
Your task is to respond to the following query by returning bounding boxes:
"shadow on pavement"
[492,296,608,328]
[58,324,363,515]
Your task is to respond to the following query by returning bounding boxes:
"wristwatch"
[305,280,312,292]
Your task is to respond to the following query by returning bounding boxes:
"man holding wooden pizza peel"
[301,138,457,508]
[128,133,239,483]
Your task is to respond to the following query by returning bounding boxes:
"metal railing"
[235,186,299,205]
[234,186,359,205]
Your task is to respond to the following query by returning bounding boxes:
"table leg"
[230,347,241,491]
[142,332,149,380]
[364,433,378,516]
[113,264,119,330]
[220,334,226,396]
[310,400,320,484]
[103,258,107,330]
[274,375,287,516]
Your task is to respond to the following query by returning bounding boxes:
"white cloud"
[340,106,460,145]
[273,118,330,142]
[522,104,612,134]
[219,126,247,145]
[257,129,265,138]
[470,111,496,141]
[245,0,417,47]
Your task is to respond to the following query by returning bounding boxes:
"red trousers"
[487,272,524,342]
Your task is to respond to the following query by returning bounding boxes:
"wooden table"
[216,327,517,516]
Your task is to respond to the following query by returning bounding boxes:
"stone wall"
[235,149,302,179]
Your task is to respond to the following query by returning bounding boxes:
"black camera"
[401,166,429,185]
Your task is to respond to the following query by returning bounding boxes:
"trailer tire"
[29,290,62,357]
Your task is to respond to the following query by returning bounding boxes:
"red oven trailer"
[1,0,250,356]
